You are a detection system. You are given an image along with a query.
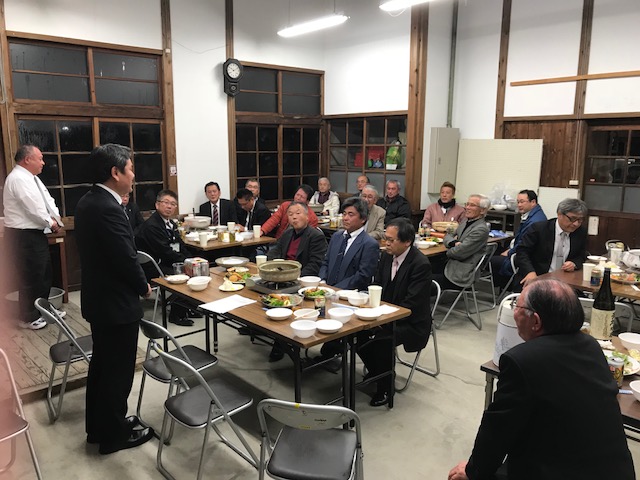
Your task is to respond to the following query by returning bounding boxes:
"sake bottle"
[590,267,615,340]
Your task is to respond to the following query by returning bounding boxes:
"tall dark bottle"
[591,267,615,340]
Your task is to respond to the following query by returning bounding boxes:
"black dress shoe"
[237,326,251,336]
[268,347,285,362]
[87,416,141,444]
[369,391,391,407]
[169,316,194,327]
[99,427,154,455]
[187,309,203,318]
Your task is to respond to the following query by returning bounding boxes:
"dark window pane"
[282,95,320,115]
[48,188,62,216]
[283,177,300,199]
[133,123,161,151]
[330,148,347,167]
[628,161,640,184]
[259,153,278,176]
[41,155,60,187]
[348,147,361,170]
[330,122,347,144]
[588,130,627,156]
[348,121,363,144]
[367,119,385,144]
[283,153,300,175]
[13,73,90,102]
[261,178,278,201]
[303,153,319,174]
[58,121,93,152]
[61,154,94,184]
[241,67,277,92]
[303,175,319,188]
[134,153,163,182]
[95,79,159,106]
[623,187,640,213]
[283,128,301,151]
[136,183,163,211]
[236,126,256,151]
[387,118,407,143]
[258,127,277,151]
[236,153,257,177]
[303,128,319,150]
[64,185,91,216]
[100,122,130,146]
[630,131,640,157]
[584,184,622,211]
[282,73,320,95]
[585,158,625,184]
[93,52,158,81]
[236,92,277,113]
[10,42,87,74]
[18,119,56,152]
[237,178,246,191]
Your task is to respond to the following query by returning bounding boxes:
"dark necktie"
[328,233,351,285]
[122,204,129,220]
[212,204,219,225]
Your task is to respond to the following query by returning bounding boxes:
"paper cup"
[253,225,262,238]
[227,222,236,232]
[256,255,267,266]
[198,232,208,248]
[172,262,184,274]
[582,263,595,283]
[610,247,622,265]
[368,285,382,308]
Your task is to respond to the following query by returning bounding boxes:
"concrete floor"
[9,290,640,479]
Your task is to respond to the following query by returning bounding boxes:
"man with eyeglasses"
[448,279,635,480]
[514,198,587,291]
[490,189,547,288]
[432,194,490,291]
[136,190,197,326]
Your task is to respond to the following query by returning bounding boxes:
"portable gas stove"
[248,278,301,295]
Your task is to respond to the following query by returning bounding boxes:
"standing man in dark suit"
[515,198,588,291]
[75,144,154,455]
[121,192,144,234]
[235,188,271,232]
[319,197,380,291]
[448,279,635,480]
[198,181,237,226]
[357,218,432,407]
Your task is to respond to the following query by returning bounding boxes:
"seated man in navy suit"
[319,196,380,291]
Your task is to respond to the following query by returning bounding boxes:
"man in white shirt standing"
[3,145,64,329]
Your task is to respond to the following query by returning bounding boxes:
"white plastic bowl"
[266,308,293,321]
[630,380,640,403]
[587,255,606,263]
[491,204,507,211]
[290,320,317,338]
[619,332,640,351]
[184,216,211,229]
[299,276,321,288]
[316,319,342,334]
[187,276,211,291]
[416,240,437,249]
[328,307,353,324]
[354,308,381,321]
[347,292,369,307]
[293,308,320,320]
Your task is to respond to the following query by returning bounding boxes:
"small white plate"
[604,350,640,376]
[316,319,343,334]
[354,308,382,321]
[166,274,189,284]
[336,289,357,300]
[298,286,336,298]
[219,283,244,292]
[266,308,293,321]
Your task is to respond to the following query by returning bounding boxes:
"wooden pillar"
[161,0,178,195]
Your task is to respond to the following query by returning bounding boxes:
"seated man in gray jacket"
[432,194,490,291]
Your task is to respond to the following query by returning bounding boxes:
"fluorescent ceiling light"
[379,0,433,12]
[277,14,349,38]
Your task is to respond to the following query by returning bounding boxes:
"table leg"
[292,346,302,402]
[213,315,219,354]
[204,313,211,353]
[341,338,349,409]
[57,239,69,303]
[160,288,169,351]
[484,372,495,409]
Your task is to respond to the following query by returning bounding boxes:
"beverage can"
[590,267,602,286]
[607,356,624,388]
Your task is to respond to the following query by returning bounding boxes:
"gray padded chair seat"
[49,336,93,364]
[143,345,217,382]
[268,427,358,480]
[165,377,253,427]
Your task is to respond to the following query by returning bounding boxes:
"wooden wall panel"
[586,216,640,255]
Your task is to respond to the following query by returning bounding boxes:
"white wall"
[170,0,229,212]
[503,0,582,117]
[585,0,640,114]
[451,0,502,139]
[5,0,162,49]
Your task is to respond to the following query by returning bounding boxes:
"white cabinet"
[427,127,460,194]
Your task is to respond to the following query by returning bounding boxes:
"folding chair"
[477,242,498,308]
[395,280,442,392]
[136,318,218,439]
[436,243,496,331]
[257,398,363,480]
[151,341,257,480]
[35,297,93,423]
[0,348,43,479]
[605,239,626,252]
[578,298,635,334]
[497,253,519,304]
[137,251,164,322]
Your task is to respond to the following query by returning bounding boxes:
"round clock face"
[226,62,241,79]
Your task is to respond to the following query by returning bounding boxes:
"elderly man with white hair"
[309,177,340,216]
[360,184,386,240]
[432,194,490,291]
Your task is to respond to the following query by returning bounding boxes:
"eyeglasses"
[464,203,480,208]
[563,213,584,224]
[159,200,178,207]
[384,236,400,243]
[510,298,536,314]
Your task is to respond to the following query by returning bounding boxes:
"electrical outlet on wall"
[588,216,599,235]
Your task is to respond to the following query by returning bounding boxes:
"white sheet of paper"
[199,295,256,314]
